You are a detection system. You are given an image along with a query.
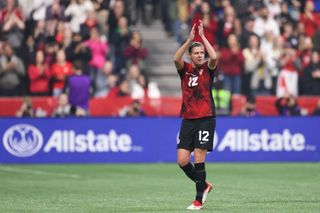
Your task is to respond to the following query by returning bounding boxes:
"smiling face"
[188,43,205,67]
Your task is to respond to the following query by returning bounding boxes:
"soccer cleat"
[187,200,203,210]
[202,182,213,204]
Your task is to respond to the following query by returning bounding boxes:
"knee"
[177,158,189,167]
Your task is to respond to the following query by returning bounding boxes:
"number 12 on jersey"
[188,76,198,87]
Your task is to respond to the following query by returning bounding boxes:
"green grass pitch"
[0,163,319,213]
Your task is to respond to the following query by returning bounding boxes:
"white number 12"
[188,77,198,87]
[199,131,209,142]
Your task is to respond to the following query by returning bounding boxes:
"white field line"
[0,166,80,179]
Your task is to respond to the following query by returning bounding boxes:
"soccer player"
[173,20,217,210]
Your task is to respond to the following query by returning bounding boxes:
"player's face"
[189,46,205,66]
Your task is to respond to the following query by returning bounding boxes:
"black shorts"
[177,116,216,151]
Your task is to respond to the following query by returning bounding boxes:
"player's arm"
[173,24,196,70]
[198,20,217,70]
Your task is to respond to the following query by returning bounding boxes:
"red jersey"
[177,62,216,119]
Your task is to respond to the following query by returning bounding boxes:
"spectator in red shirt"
[28,50,51,96]
[50,49,73,96]
[123,30,148,71]
[300,0,320,38]
[191,1,217,45]
[219,34,244,94]
[108,78,131,98]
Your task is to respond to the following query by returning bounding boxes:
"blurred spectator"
[276,1,294,33]
[147,81,161,99]
[50,49,74,96]
[108,0,130,41]
[282,22,298,49]
[52,92,71,117]
[265,0,281,18]
[85,27,109,93]
[240,16,258,48]
[123,30,148,71]
[94,60,117,97]
[299,37,313,71]
[109,16,131,73]
[253,3,279,38]
[31,20,47,50]
[275,94,302,116]
[15,96,34,117]
[55,20,71,48]
[43,37,59,66]
[127,64,143,98]
[312,99,320,115]
[172,0,189,44]
[25,0,53,21]
[45,0,66,21]
[64,0,94,33]
[0,0,25,50]
[94,1,109,35]
[191,1,217,45]
[20,35,36,68]
[135,0,156,26]
[231,0,253,21]
[300,0,320,38]
[79,9,98,41]
[159,0,174,37]
[299,37,314,93]
[15,96,47,117]
[217,4,241,47]
[28,50,51,96]
[108,78,130,98]
[303,51,320,95]
[0,42,25,96]
[238,95,259,117]
[242,34,265,96]
[65,33,92,76]
[120,99,146,117]
[219,34,244,94]
[263,34,284,95]
[65,62,90,112]
[287,0,301,22]
[276,44,301,97]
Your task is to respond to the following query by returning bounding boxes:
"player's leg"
[177,148,195,182]
[186,149,207,210]
[177,119,196,182]
[191,117,215,206]
[194,148,208,204]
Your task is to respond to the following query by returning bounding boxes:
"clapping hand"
[188,24,196,41]
[198,20,204,38]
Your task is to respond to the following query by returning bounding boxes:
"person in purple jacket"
[65,61,91,114]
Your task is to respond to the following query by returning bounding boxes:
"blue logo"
[3,124,43,157]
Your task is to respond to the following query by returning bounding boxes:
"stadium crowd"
[0,0,319,117]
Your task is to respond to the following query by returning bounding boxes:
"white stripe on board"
[0,166,80,179]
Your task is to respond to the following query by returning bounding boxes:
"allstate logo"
[3,124,43,157]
